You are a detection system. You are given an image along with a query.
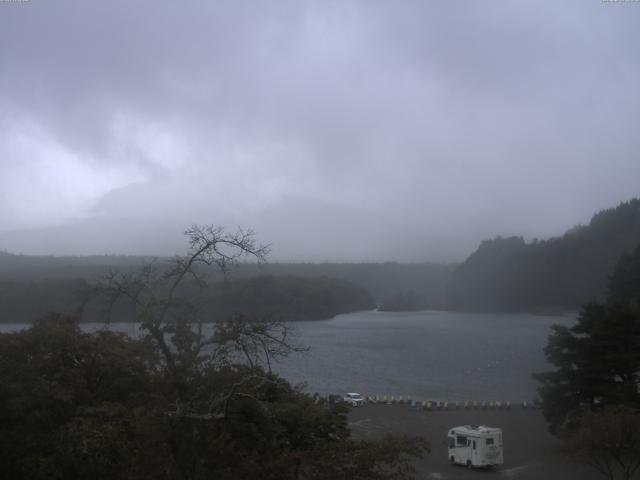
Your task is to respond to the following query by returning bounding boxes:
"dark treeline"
[0,275,374,324]
[3,197,640,318]
[0,278,89,323]
[0,252,454,322]
[448,198,640,311]
[208,275,375,321]
[226,262,455,306]
[0,252,455,305]
[0,251,153,281]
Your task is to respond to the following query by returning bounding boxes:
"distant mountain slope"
[0,278,89,323]
[448,198,640,311]
[0,274,374,324]
[0,250,455,307]
[0,251,152,282]
[0,249,453,322]
[207,275,375,321]
[230,262,455,306]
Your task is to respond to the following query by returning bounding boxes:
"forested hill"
[0,252,455,306]
[0,251,151,281]
[0,274,375,323]
[448,198,640,311]
[229,262,454,306]
[207,275,375,321]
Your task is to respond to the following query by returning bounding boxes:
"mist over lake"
[2,310,571,402]
[274,310,573,401]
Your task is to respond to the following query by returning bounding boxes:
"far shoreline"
[0,307,579,328]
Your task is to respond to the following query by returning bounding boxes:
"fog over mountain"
[1,1,639,261]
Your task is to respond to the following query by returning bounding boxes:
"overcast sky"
[0,0,638,262]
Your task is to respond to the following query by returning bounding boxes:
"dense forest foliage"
[534,244,640,479]
[0,252,455,305]
[0,278,89,322]
[0,315,428,480]
[448,199,640,311]
[231,263,454,307]
[534,245,640,432]
[0,251,152,281]
[0,252,451,322]
[0,275,374,323]
[0,227,429,479]
[208,275,374,321]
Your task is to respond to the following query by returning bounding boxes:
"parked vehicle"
[448,425,503,469]
[343,393,366,407]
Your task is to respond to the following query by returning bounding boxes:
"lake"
[1,310,573,402]
[275,310,573,402]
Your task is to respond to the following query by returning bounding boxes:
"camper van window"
[473,440,476,449]
[449,437,455,448]
[486,438,494,446]
[456,435,467,446]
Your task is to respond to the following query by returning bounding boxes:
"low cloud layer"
[1,1,639,261]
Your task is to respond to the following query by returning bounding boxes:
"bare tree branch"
[84,225,296,380]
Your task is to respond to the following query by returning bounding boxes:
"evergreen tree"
[534,244,640,434]
[607,244,640,311]
[450,198,640,311]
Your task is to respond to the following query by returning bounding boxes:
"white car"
[343,393,366,407]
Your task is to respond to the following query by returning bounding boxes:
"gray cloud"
[0,0,639,261]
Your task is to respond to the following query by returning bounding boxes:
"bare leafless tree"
[85,225,303,375]
[211,314,307,372]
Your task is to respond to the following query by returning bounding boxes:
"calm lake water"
[1,310,574,402]
[275,310,574,402]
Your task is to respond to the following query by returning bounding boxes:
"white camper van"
[448,425,503,469]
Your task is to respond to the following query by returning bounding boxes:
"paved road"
[348,405,604,480]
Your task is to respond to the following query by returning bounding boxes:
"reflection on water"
[1,310,574,402]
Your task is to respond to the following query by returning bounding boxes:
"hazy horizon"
[1,1,639,262]
[1,196,636,264]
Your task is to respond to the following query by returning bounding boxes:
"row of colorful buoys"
[361,395,539,410]
[421,400,521,410]
[366,395,414,405]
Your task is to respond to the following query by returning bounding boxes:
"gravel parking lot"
[348,404,603,480]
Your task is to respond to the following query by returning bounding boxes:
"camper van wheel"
[466,460,472,469]
[450,456,455,466]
